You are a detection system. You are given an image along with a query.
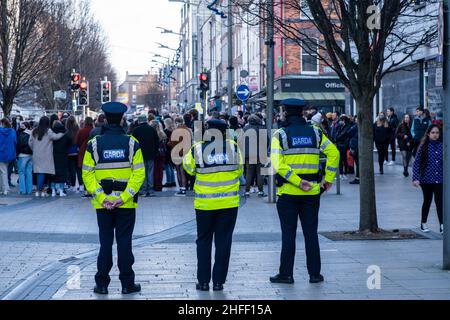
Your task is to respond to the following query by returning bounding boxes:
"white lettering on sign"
[292,136,314,147]
[325,82,345,89]
[103,149,126,160]
[207,153,230,164]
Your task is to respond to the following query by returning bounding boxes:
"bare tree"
[231,0,438,232]
[36,0,117,112]
[0,0,57,116]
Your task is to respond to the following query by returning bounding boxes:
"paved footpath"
[0,164,449,300]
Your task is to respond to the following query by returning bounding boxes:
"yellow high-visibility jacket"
[82,125,145,209]
[183,139,244,211]
[271,118,340,196]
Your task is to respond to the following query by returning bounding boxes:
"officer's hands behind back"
[101,199,124,210]
[299,180,313,192]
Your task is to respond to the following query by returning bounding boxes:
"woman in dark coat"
[334,115,353,179]
[51,121,71,197]
[373,113,391,175]
[396,114,413,177]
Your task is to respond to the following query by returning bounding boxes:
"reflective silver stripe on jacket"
[271,149,283,155]
[82,165,94,172]
[320,140,331,152]
[132,163,145,170]
[278,129,289,151]
[95,162,132,170]
[327,166,338,172]
[289,164,320,170]
[92,138,100,164]
[195,191,239,199]
[129,138,136,164]
[313,128,322,148]
[195,178,240,187]
[283,148,320,155]
[196,165,240,174]
[128,188,136,196]
[194,144,205,167]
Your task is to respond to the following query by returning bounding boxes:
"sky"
[90,0,182,83]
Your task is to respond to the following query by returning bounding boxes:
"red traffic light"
[80,81,88,90]
[199,73,208,81]
[72,73,81,82]
[103,82,110,89]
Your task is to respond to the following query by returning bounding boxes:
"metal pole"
[168,62,171,111]
[267,0,276,203]
[227,0,233,114]
[443,0,450,270]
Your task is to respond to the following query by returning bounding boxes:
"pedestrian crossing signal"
[78,80,89,106]
[101,81,111,104]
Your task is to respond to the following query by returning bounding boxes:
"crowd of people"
[0,105,444,233]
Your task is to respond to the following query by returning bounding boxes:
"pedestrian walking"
[411,107,432,157]
[412,125,443,234]
[0,118,17,196]
[51,121,71,197]
[150,120,167,192]
[76,117,94,196]
[168,116,192,196]
[132,115,159,197]
[386,107,399,165]
[334,115,352,179]
[242,114,266,198]
[28,116,64,197]
[82,102,145,295]
[270,99,339,285]
[348,119,359,184]
[183,119,243,292]
[373,113,391,175]
[16,122,33,195]
[396,114,414,177]
[163,118,176,188]
[66,116,81,192]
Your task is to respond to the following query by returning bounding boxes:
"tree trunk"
[356,97,379,233]
[1,90,14,117]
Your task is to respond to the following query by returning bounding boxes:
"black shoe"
[270,274,294,284]
[122,283,141,294]
[93,285,108,295]
[403,170,409,178]
[309,275,324,283]
[213,283,224,291]
[349,179,360,185]
[196,283,210,291]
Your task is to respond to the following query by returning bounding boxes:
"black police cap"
[281,98,306,108]
[101,102,128,115]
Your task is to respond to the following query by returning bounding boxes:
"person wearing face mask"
[412,125,443,234]
[373,112,391,175]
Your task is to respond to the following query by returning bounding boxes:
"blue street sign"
[236,84,251,101]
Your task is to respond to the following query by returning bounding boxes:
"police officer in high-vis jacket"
[183,119,243,292]
[269,99,339,285]
[82,102,145,295]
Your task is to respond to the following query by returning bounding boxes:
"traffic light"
[78,80,89,106]
[101,81,111,104]
[199,72,210,92]
[70,72,81,91]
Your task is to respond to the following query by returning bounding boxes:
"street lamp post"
[443,0,450,270]
[266,0,276,204]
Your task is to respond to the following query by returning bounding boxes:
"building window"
[132,85,137,92]
[300,0,312,20]
[301,38,319,74]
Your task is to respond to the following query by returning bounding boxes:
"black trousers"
[245,163,264,192]
[277,194,321,277]
[96,208,136,288]
[196,207,238,284]
[68,155,82,187]
[420,183,443,225]
[375,142,388,171]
